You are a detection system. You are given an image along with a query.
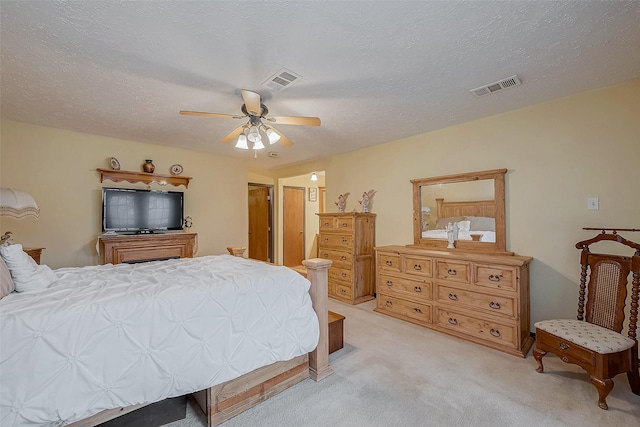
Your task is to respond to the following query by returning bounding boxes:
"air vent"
[262,68,301,92]
[268,151,279,158]
[470,75,521,97]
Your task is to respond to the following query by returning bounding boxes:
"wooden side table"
[23,247,44,265]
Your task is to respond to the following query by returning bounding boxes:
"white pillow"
[455,220,471,232]
[0,243,57,292]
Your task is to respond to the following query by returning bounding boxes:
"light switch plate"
[588,197,599,210]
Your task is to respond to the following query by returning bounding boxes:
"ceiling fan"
[180,89,321,150]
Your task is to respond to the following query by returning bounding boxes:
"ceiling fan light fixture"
[265,127,281,145]
[310,172,318,181]
[235,134,249,149]
[247,125,261,143]
[253,139,265,150]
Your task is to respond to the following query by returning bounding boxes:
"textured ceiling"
[1,1,639,169]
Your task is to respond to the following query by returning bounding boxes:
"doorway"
[248,184,273,262]
[283,186,305,267]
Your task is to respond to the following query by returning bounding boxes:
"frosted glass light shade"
[253,139,265,150]
[310,172,318,181]
[265,128,281,144]
[247,126,261,143]
[235,134,249,149]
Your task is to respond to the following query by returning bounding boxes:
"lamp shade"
[0,188,40,219]
[310,172,318,181]
[235,134,249,149]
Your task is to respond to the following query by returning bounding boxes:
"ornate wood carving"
[97,168,192,188]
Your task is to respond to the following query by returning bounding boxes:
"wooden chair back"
[575,233,640,340]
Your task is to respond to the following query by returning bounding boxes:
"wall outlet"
[588,197,599,210]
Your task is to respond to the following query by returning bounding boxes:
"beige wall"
[0,120,249,268]
[276,79,640,327]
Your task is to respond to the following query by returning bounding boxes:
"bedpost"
[302,258,334,381]
[227,247,247,257]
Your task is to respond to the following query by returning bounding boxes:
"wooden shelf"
[97,168,192,188]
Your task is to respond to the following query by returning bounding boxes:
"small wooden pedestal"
[328,311,345,354]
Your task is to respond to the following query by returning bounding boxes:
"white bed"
[0,254,320,427]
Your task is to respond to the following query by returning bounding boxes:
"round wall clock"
[110,157,121,170]
[170,164,184,175]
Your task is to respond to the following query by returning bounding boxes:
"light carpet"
[167,299,639,427]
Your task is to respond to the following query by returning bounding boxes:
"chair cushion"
[535,319,635,354]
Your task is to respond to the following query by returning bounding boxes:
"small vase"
[142,160,155,173]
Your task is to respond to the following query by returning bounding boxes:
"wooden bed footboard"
[70,249,332,427]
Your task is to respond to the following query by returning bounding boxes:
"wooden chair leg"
[533,347,546,373]
[628,342,640,395]
[590,376,614,410]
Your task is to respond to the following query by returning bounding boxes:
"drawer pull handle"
[488,274,501,282]
[323,222,330,227]
[386,300,393,307]
[413,264,422,271]
[322,253,329,258]
[341,222,348,227]
[386,260,393,266]
[341,273,347,278]
[448,293,458,301]
[489,329,501,338]
[322,238,328,242]
[340,289,347,294]
[448,318,458,326]
[341,238,348,243]
[386,280,393,287]
[340,255,347,260]
[559,342,570,351]
[489,301,501,310]
[414,286,422,293]
[447,269,457,275]
[413,308,422,314]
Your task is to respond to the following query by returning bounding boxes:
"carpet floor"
[166,299,640,427]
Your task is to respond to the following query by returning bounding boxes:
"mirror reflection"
[420,180,496,242]
[411,169,507,253]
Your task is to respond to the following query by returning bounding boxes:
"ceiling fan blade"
[267,116,321,126]
[220,125,246,144]
[240,89,262,116]
[271,127,294,147]
[179,111,243,119]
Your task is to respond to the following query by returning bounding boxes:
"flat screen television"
[102,187,184,233]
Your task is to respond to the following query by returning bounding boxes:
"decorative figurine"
[335,192,350,213]
[446,222,455,249]
[142,159,155,173]
[183,216,193,232]
[358,189,377,213]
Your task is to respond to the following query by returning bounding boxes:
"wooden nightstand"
[23,247,44,265]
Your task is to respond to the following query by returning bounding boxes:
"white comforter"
[421,230,496,242]
[0,255,319,426]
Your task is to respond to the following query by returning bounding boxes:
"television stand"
[98,233,197,265]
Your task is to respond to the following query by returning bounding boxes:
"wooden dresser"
[317,212,376,304]
[98,233,197,265]
[374,245,533,357]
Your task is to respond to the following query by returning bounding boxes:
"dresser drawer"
[378,253,401,273]
[379,274,432,301]
[403,256,433,278]
[319,216,354,231]
[335,282,353,300]
[329,266,352,282]
[318,248,352,266]
[474,264,517,291]
[319,233,353,249]
[436,260,470,284]
[436,308,517,349]
[437,285,516,318]
[377,293,432,324]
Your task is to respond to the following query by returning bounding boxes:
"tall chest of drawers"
[374,245,533,357]
[317,212,376,304]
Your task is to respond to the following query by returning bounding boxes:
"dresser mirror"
[411,168,508,254]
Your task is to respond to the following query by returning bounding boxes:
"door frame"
[248,183,274,263]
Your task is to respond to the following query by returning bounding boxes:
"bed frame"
[435,197,496,219]
[69,249,332,427]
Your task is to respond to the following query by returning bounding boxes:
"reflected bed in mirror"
[411,169,509,254]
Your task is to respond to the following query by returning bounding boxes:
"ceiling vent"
[262,68,301,92]
[267,151,279,158]
[470,75,521,97]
